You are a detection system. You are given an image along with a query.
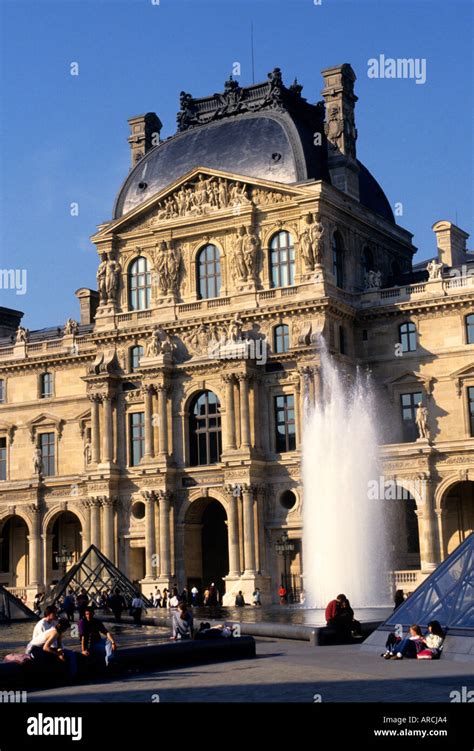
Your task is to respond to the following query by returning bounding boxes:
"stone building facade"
[0,64,472,604]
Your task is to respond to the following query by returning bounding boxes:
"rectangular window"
[339,326,346,355]
[0,438,6,481]
[129,412,145,466]
[400,392,423,442]
[468,387,474,437]
[0,380,5,404]
[466,315,474,345]
[274,394,296,453]
[39,432,55,476]
[41,373,53,398]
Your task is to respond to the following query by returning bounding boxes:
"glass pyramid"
[384,532,473,630]
[0,584,37,622]
[45,544,152,609]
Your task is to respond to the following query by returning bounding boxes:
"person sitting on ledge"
[416,621,445,659]
[235,591,246,607]
[382,624,424,659]
[79,606,117,666]
[325,594,363,638]
[171,601,194,641]
[26,605,58,653]
[28,618,78,677]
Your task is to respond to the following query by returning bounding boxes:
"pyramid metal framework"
[0,583,37,622]
[45,544,152,608]
[383,532,473,631]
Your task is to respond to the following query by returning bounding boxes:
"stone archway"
[0,515,29,590]
[440,480,474,557]
[45,510,82,585]
[184,497,229,601]
[385,484,421,570]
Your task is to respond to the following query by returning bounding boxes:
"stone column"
[101,498,115,562]
[89,498,101,548]
[242,484,256,574]
[142,385,155,460]
[28,504,42,587]
[157,386,168,457]
[223,375,237,450]
[80,500,91,551]
[313,366,322,405]
[238,374,251,449]
[158,491,171,577]
[143,492,156,579]
[226,485,241,575]
[102,395,114,463]
[89,395,101,464]
[418,478,441,573]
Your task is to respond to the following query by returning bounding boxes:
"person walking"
[62,591,76,621]
[108,588,126,622]
[191,585,199,606]
[252,588,262,606]
[279,585,287,605]
[131,593,146,624]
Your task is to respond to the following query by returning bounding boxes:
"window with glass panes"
[40,373,53,398]
[270,232,295,288]
[130,345,144,372]
[197,244,221,300]
[468,387,474,436]
[129,256,151,311]
[0,379,5,403]
[129,412,145,466]
[400,392,423,442]
[40,432,55,476]
[274,324,289,354]
[189,391,222,466]
[0,438,6,481]
[400,322,417,352]
[466,315,474,345]
[274,394,296,453]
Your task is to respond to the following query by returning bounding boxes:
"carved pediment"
[384,371,434,402]
[93,168,304,240]
[449,362,474,396]
[26,413,65,443]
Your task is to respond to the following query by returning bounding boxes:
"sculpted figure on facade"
[227,313,243,342]
[105,258,121,303]
[96,254,108,304]
[231,226,260,283]
[145,325,174,358]
[364,269,382,290]
[33,446,43,475]
[427,259,443,280]
[299,214,325,271]
[15,326,29,344]
[153,240,181,296]
[64,318,79,336]
[415,402,429,441]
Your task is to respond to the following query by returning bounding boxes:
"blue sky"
[0,0,472,328]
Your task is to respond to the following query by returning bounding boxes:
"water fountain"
[302,342,392,609]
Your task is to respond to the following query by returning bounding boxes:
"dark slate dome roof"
[113,70,394,223]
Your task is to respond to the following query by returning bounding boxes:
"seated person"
[78,606,117,666]
[26,605,57,653]
[382,624,424,659]
[325,594,362,638]
[194,622,233,640]
[171,602,194,640]
[28,618,77,677]
[417,621,445,659]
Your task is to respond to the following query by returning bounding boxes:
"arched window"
[197,244,221,300]
[332,232,344,288]
[466,314,474,344]
[270,231,295,288]
[129,256,151,311]
[274,324,289,354]
[399,322,417,353]
[363,246,374,272]
[189,391,222,466]
[130,345,144,372]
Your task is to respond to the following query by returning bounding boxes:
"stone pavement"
[26,638,473,703]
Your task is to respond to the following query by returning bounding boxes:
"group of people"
[234,588,262,606]
[382,621,445,660]
[22,604,117,678]
[54,588,147,625]
[151,583,222,608]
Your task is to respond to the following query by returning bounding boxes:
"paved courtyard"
[25,638,473,703]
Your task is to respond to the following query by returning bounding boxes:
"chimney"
[75,288,99,326]
[432,220,469,267]
[0,306,23,338]
[127,112,163,168]
[321,64,360,201]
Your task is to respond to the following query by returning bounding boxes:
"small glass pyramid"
[0,584,37,622]
[384,533,473,630]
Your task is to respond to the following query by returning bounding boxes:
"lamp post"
[275,531,295,602]
[56,545,74,575]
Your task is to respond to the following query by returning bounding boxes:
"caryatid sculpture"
[232,226,260,282]
[299,214,325,271]
[154,240,181,296]
[96,254,121,305]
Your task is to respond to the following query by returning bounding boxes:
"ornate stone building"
[0,64,472,604]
